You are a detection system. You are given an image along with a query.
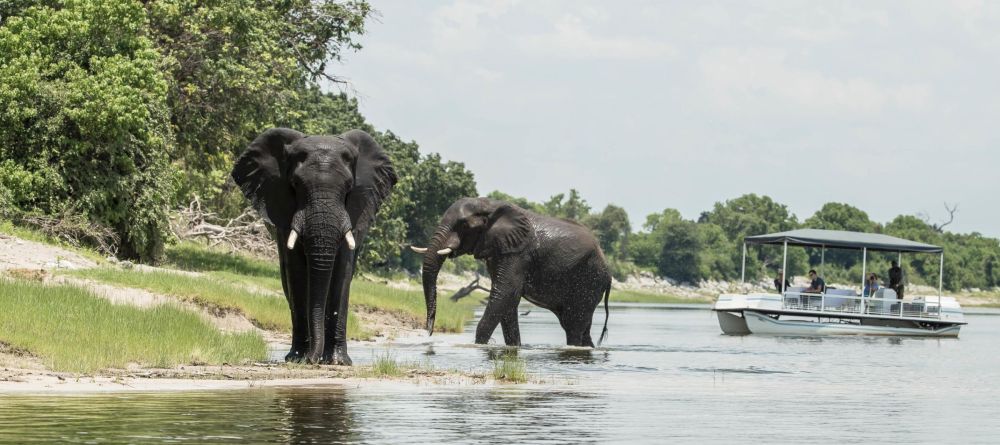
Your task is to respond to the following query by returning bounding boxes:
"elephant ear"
[342,129,398,236]
[477,204,533,258]
[231,128,304,230]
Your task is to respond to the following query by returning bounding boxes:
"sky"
[332,0,1000,237]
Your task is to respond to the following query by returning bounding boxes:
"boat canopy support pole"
[939,252,944,319]
[821,245,825,277]
[781,241,788,293]
[861,247,867,306]
[741,242,747,283]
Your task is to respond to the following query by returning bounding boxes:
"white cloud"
[472,67,504,83]
[699,47,931,113]
[518,14,676,60]
[430,0,516,53]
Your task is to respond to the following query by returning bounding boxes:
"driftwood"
[20,211,119,256]
[171,198,276,259]
[449,273,490,302]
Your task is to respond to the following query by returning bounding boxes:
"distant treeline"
[1,1,996,291]
[491,192,999,292]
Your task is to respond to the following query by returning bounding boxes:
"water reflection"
[275,388,357,444]
[2,307,999,444]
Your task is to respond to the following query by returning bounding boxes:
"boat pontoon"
[712,229,966,337]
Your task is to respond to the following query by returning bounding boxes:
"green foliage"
[699,194,803,279]
[543,189,591,221]
[487,190,545,214]
[368,350,403,377]
[803,202,877,269]
[149,0,371,211]
[491,350,528,383]
[586,204,631,259]
[0,277,266,373]
[0,0,175,261]
[658,220,701,283]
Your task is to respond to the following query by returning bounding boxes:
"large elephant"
[231,128,397,365]
[412,197,611,347]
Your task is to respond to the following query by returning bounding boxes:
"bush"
[0,0,175,261]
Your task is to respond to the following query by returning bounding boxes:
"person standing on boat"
[864,273,881,297]
[888,261,904,300]
[774,269,790,293]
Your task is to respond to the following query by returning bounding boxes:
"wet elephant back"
[523,215,609,298]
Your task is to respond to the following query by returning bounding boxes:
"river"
[2,303,999,444]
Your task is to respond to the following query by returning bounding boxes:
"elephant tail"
[597,283,610,347]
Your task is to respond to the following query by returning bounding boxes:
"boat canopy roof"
[744,229,943,253]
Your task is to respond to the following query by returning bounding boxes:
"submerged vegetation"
[0,278,266,373]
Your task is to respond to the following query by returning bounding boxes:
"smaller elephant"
[412,197,611,347]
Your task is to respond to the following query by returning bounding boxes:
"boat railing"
[780,291,942,319]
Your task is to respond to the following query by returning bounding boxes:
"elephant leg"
[322,245,356,365]
[475,257,525,344]
[279,231,309,362]
[556,309,594,347]
[500,306,521,346]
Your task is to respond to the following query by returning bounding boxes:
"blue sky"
[333,1,999,236]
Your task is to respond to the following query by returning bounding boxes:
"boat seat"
[823,288,856,309]
[868,288,897,314]
[783,287,808,308]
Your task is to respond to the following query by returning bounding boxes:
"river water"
[2,303,999,444]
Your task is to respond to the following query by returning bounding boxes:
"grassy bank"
[163,241,478,333]
[0,278,266,373]
[611,289,712,304]
[66,242,478,339]
[65,266,340,334]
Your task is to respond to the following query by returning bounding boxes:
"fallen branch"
[170,198,276,259]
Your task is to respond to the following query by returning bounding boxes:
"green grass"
[491,351,528,383]
[368,350,403,377]
[0,278,266,373]
[162,241,479,334]
[611,289,712,304]
[164,241,279,278]
[67,267,293,329]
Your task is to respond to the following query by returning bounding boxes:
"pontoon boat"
[713,229,966,337]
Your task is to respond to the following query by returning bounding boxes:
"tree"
[803,202,878,270]
[658,220,701,283]
[0,0,175,260]
[585,204,631,259]
[699,194,802,280]
[697,223,736,280]
[145,0,371,213]
[487,191,545,214]
[543,189,590,221]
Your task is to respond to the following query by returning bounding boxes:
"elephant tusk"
[410,246,428,254]
[286,230,298,250]
[436,248,453,256]
[345,230,356,250]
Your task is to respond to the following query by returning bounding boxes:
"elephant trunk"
[301,195,352,362]
[421,224,456,335]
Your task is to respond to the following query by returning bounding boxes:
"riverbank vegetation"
[0,278,267,373]
[491,352,529,384]
[610,290,712,304]
[67,242,478,338]
[1,1,995,295]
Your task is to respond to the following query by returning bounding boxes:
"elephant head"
[411,198,533,334]
[231,128,396,361]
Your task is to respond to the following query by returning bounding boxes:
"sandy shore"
[0,361,492,394]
